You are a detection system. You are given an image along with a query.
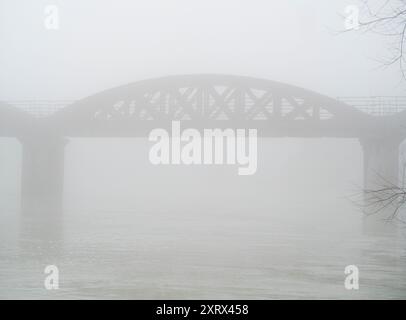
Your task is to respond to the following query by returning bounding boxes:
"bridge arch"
[49,74,372,137]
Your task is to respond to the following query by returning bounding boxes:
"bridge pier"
[361,137,400,189]
[360,136,401,232]
[19,135,67,215]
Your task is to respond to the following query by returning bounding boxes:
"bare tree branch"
[346,0,406,79]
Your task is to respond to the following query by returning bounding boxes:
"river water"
[1,138,406,299]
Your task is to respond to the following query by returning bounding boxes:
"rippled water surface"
[1,208,406,299]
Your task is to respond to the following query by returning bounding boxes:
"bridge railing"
[4,100,73,118]
[337,96,406,116]
[4,97,406,118]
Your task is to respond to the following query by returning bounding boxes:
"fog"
[1,0,406,299]
[0,0,404,99]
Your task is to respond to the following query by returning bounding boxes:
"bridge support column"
[360,137,400,190]
[360,137,401,232]
[19,136,68,215]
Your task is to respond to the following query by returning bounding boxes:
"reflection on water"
[1,207,406,299]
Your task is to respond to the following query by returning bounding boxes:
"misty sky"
[0,0,405,100]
